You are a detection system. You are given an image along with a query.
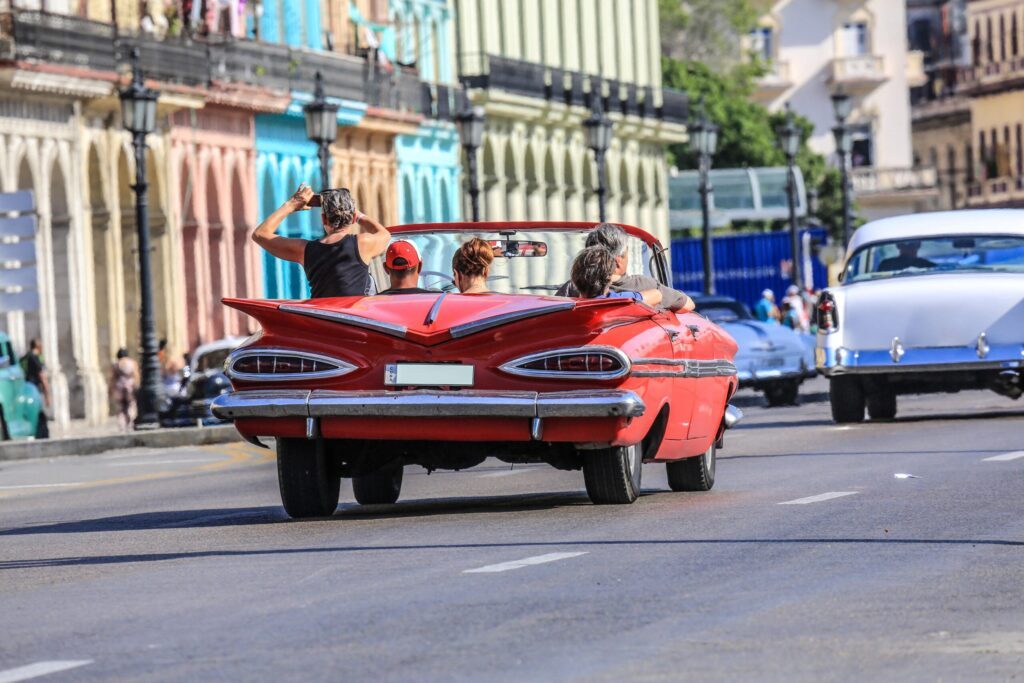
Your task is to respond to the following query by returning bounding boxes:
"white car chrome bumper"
[817,343,1024,376]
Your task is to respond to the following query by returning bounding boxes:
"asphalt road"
[1,379,1022,682]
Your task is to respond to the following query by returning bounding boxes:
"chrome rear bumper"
[818,343,1024,376]
[211,389,646,421]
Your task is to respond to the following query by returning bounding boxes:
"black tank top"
[302,235,371,298]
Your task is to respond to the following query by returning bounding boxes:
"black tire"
[583,443,643,504]
[829,376,865,424]
[764,380,800,407]
[867,391,897,420]
[352,461,404,505]
[666,442,716,492]
[0,407,9,441]
[277,438,340,519]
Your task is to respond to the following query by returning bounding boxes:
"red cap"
[385,240,421,271]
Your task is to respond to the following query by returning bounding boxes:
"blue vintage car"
[0,332,42,439]
[694,296,816,406]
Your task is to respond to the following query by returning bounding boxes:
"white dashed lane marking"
[0,661,93,683]
[983,451,1024,462]
[463,552,588,574]
[779,491,859,505]
[0,483,85,491]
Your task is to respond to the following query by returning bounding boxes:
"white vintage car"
[816,210,1024,422]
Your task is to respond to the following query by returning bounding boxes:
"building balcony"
[829,54,887,92]
[906,50,927,88]
[964,176,1024,208]
[911,94,970,125]
[0,10,422,114]
[461,53,687,123]
[958,56,1024,96]
[752,61,792,101]
[851,166,939,202]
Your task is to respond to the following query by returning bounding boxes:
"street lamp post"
[583,96,613,222]
[303,72,339,188]
[777,103,803,291]
[119,48,163,429]
[831,90,854,247]
[455,101,486,222]
[689,97,719,295]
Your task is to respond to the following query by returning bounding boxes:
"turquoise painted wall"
[392,0,460,224]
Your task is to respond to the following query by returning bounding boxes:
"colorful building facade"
[392,0,461,224]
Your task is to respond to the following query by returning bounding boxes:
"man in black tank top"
[251,183,391,298]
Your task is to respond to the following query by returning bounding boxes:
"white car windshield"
[844,235,1024,283]
[370,228,660,294]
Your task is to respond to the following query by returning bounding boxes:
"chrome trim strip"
[449,302,576,339]
[500,346,632,380]
[631,358,738,379]
[212,389,646,421]
[536,390,645,418]
[279,304,408,339]
[226,347,358,382]
[210,390,311,419]
[819,342,1024,376]
[423,291,448,326]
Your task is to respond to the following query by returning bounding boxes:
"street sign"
[0,190,38,315]
[0,190,35,213]
[0,241,37,264]
[0,290,39,314]
[0,267,36,288]
[0,215,36,238]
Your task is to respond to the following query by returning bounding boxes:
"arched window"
[1000,14,1007,62]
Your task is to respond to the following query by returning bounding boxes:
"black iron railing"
[460,53,688,123]
[1,11,423,113]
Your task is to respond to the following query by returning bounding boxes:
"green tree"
[662,58,854,238]
[659,0,771,70]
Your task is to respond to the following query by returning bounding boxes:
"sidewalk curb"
[0,425,242,461]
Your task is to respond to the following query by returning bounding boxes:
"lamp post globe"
[456,102,486,221]
[777,104,803,291]
[584,97,613,222]
[303,71,339,188]
[119,47,164,429]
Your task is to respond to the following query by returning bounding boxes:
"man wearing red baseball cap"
[382,239,432,294]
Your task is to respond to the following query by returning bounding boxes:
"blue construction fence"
[670,228,828,308]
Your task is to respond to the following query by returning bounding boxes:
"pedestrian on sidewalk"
[111,348,140,432]
[21,338,50,439]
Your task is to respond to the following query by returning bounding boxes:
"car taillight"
[500,347,630,380]
[817,294,838,332]
[227,349,356,381]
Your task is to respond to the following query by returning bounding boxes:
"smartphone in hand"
[307,193,322,208]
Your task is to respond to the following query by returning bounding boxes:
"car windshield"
[195,348,232,374]
[845,234,1024,283]
[695,301,752,323]
[369,228,660,294]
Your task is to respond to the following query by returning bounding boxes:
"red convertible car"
[212,222,742,518]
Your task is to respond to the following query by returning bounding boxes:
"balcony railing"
[958,56,1024,95]
[461,53,687,123]
[850,167,938,197]
[753,60,792,98]
[829,54,887,90]
[0,10,422,114]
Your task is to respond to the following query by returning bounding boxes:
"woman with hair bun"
[451,237,495,294]
[251,184,390,298]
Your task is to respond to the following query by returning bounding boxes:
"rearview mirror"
[488,240,548,257]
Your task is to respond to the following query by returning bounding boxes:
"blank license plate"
[385,363,474,387]
[761,357,786,368]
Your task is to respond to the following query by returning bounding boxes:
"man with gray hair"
[557,223,695,312]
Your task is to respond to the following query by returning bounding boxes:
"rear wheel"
[0,407,9,441]
[352,461,404,505]
[583,443,642,504]
[867,390,897,420]
[666,442,716,492]
[277,438,340,519]
[829,376,865,424]
[764,380,800,407]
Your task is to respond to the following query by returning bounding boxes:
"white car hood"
[837,272,1024,349]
